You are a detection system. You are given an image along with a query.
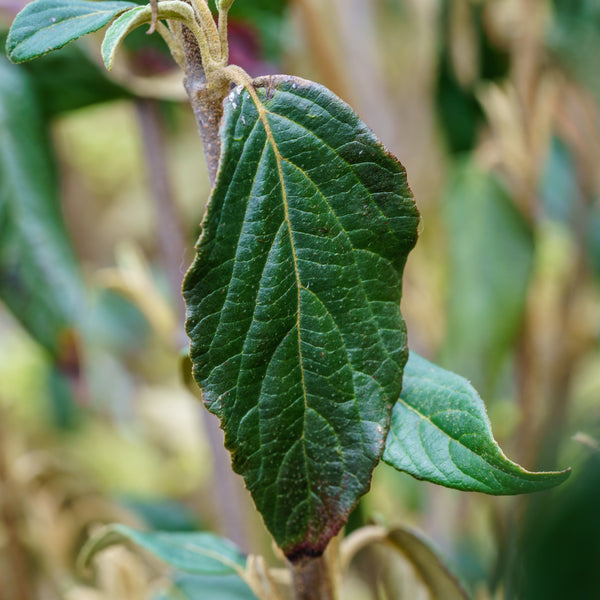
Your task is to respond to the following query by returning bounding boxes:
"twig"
[180,25,230,184]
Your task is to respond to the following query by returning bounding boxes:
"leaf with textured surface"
[6,0,137,63]
[80,525,247,576]
[383,352,570,494]
[386,526,469,600]
[183,75,419,558]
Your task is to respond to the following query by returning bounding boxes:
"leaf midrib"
[239,83,313,519]
[235,82,402,452]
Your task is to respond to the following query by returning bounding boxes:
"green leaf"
[162,574,258,600]
[382,352,570,494]
[101,5,148,69]
[6,0,137,63]
[100,1,195,70]
[0,55,85,354]
[183,75,420,558]
[439,161,534,393]
[386,526,469,600]
[79,525,247,576]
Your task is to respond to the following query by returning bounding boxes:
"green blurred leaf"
[6,0,137,63]
[80,524,247,575]
[228,0,288,60]
[183,75,419,558]
[161,573,258,600]
[439,162,534,393]
[26,42,130,115]
[548,5,600,103]
[1,28,130,117]
[516,452,600,599]
[540,137,580,224]
[0,55,85,354]
[117,496,202,532]
[383,352,570,494]
[386,525,469,600]
[586,202,600,280]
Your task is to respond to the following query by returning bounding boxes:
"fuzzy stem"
[180,25,230,184]
[290,556,336,600]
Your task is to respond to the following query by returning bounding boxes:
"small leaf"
[383,352,570,494]
[79,525,247,576]
[183,75,420,558]
[6,0,137,63]
[101,5,149,69]
[101,1,195,69]
[386,526,469,600]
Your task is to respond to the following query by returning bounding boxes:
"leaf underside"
[383,352,570,494]
[183,75,420,559]
[6,0,137,63]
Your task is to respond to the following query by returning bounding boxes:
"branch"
[290,555,336,600]
[180,25,230,185]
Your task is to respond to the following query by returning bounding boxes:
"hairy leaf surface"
[6,0,137,63]
[183,75,419,558]
[383,353,570,494]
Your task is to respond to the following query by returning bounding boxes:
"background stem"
[135,97,188,345]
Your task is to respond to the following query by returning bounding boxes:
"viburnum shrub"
[6,1,570,598]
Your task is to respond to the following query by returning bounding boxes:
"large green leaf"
[183,75,420,558]
[383,352,570,494]
[80,525,247,576]
[0,55,85,354]
[6,0,137,63]
[439,162,534,393]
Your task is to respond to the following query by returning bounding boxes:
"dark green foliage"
[183,75,419,558]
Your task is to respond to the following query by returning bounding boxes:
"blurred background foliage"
[0,0,599,598]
